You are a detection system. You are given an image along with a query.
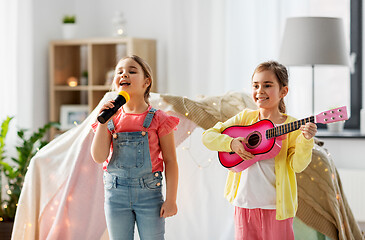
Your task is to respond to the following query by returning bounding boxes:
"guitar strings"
[266,116,315,139]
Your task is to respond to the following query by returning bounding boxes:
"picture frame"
[60,105,89,130]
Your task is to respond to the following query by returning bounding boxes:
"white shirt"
[232,157,276,209]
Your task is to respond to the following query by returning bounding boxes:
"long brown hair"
[252,61,288,113]
[113,55,153,104]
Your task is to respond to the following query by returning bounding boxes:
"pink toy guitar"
[218,106,348,172]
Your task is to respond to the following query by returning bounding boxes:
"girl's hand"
[97,100,120,124]
[230,137,254,161]
[300,122,317,140]
[99,100,116,114]
[160,200,177,218]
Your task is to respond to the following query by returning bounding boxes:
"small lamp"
[279,17,349,114]
[67,76,78,87]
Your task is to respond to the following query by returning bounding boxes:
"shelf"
[90,85,111,91]
[52,85,111,91]
[316,129,365,139]
[49,37,157,139]
[53,86,89,91]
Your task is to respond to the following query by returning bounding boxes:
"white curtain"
[166,0,350,118]
[0,1,18,119]
[166,0,308,98]
[0,0,34,157]
[0,0,19,159]
[166,0,226,98]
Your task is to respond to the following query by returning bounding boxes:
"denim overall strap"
[143,108,157,128]
[107,119,115,132]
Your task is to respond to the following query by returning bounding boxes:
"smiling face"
[252,70,288,111]
[113,57,151,99]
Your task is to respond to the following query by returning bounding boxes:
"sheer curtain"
[0,0,19,156]
[166,0,226,98]
[0,1,18,119]
[166,0,308,98]
[166,0,350,118]
[0,0,34,147]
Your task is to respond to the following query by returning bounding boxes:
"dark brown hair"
[252,61,288,113]
[114,55,153,104]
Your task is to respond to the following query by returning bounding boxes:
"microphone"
[97,91,130,124]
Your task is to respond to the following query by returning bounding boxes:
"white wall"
[25,0,365,169]
[319,138,365,169]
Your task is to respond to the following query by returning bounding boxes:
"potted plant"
[0,116,58,238]
[62,15,77,39]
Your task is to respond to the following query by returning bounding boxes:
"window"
[347,0,362,129]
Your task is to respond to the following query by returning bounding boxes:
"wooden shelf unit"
[49,37,157,139]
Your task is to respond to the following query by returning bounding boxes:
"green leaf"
[0,117,56,221]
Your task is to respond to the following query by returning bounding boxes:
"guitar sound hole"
[246,131,261,149]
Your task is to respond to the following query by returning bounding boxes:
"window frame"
[347,0,363,129]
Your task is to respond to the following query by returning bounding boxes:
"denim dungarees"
[103,108,165,240]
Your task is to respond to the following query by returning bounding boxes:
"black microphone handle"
[97,95,127,124]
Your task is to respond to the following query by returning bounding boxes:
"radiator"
[338,168,365,222]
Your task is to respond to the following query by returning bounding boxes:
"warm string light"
[156,98,218,169]
[299,152,344,231]
[180,129,215,169]
[182,97,190,117]
[336,194,340,200]
[323,152,343,205]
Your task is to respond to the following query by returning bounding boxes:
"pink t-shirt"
[92,106,179,172]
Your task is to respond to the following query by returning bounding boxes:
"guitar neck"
[266,116,315,139]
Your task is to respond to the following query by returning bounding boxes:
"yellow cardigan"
[202,109,314,220]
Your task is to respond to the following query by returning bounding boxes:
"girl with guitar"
[202,61,317,240]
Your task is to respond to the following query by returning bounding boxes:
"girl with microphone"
[91,55,179,240]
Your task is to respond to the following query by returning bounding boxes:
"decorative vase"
[327,121,345,133]
[62,24,77,39]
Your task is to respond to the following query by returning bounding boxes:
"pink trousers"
[234,207,294,240]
